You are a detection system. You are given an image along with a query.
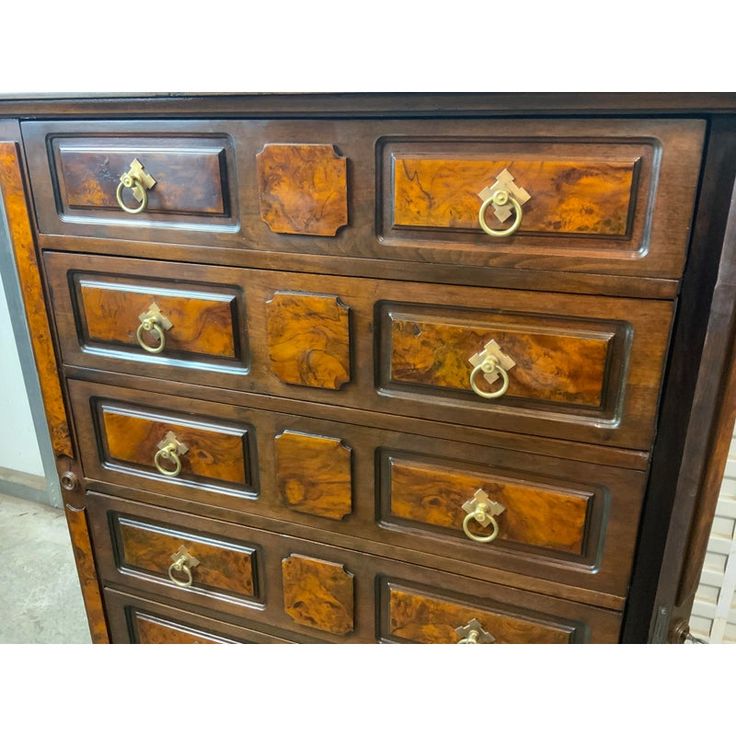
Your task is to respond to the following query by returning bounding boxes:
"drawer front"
[104,588,295,643]
[51,253,674,448]
[71,379,644,597]
[26,119,703,278]
[88,493,622,643]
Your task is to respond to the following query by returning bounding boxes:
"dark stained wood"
[64,504,110,643]
[389,313,612,408]
[116,515,258,601]
[0,141,72,458]
[387,584,572,644]
[101,404,250,487]
[266,291,351,390]
[79,279,238,358]
[56,136,229,215]
[274,430,352,520]
[281,554,355,635]
[257,143,348,236]
[388,456,590,555]
[393,156,637,236]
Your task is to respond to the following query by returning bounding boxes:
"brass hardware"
[60,471,78,492]
[461,489,506,543]
[153,431,189,478]
[136,302,172,354]
[115,158,156,214]
[477,168,530,238]
[167,545,200,588]
[468,339,515,399]
[455,618,495,644]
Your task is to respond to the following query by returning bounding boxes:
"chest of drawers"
[2,93,736,644]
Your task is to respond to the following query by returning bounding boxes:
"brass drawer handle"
[477,168,530,238]
[455,618,495,644]
[136,303,172,354]
[468,339,515,400]
[167,545,200,588]
[461,489,506,543]
[116,158,156,214]
[153,431,188,478]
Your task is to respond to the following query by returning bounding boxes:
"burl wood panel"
[257,143,348,236]
[266,292,351,389]
[58,140,228,215]
[274,430,352,520]
[389,314,612,407]
[388,458,590,555]
[79,280,237,358]
[118,517,256,600]
[101,405,248,486]
[0,142,72,457]
[281,554,354,634]
[64,505,110,643]
[388,585,572,644]
[393,157,637,236]
[133,612,227,644]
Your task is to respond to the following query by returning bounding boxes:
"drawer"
[70,378,644,597]
[50,254,673,448]
[104,588,295,643]
[26,119,703,279]
[88,492,622,643]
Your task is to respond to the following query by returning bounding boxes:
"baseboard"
[0,466,49,505]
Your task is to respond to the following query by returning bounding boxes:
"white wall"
[0,274,44,477]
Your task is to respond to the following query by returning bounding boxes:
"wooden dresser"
[2,93,736,644]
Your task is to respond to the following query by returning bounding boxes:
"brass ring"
[469,362,509,399]
[167,560,193,588]
[478,190,523,238]
[457,630,480,644]
[116,179,148,214]
[154,446,182,477]
[136,320,166,354]
[462,510,500,543]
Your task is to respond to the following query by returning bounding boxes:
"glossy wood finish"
[386,584,572,644]
[50,252,673,449]
[87,491,621,642]
[257,143,348,236]
[104,588,295,643]
[387,456,589,555]
[282,554,355,634]
[64,504,110,643]
[274,430,352,520]
[0,141,72,458]
[266,292,351,389]
[393,156,637,236]
[69,379,645,598]
[115,514,258,602]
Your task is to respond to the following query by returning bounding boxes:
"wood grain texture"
[101,405,249,486]
[266,291,351,389]
[0,141,72,457]
[64,504,110,643]
[118,516,257,600]
[281,554,354,634]
[389,314,612,407]
[79,279,237,357]
[133,612,227,643]
[388,457,590,555]
[257,143,348,236]
[274,430,352,520]
[393,157,637,235]
[387,585,572,644]
[58,139,228,214]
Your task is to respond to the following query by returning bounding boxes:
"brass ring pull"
[461,489,505,544]
[136,319,166,354]
[154,441,183,477]
[469,358,509,400]
[455,618,495,644]
[478,189,523,238]
[116,176,149,214]
[462,510,500,543]
[167,546,200,588]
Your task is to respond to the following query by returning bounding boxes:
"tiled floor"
[0,492,90,643]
